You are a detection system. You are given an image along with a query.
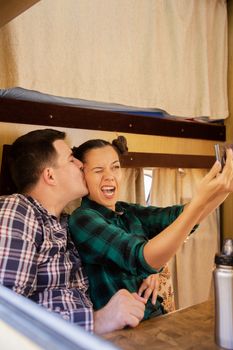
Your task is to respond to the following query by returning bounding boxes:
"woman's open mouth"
[101,186,116,198]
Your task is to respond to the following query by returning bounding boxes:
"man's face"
[53,140,88,201]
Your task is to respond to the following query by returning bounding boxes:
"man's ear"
[42,167,56,185]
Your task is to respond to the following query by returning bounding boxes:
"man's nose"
[74,158,83,169]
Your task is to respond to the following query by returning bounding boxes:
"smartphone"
[214,144,221,163]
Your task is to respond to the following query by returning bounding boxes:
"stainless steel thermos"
[214,238,233,349]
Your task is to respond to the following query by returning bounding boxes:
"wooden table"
[104,299,222,350]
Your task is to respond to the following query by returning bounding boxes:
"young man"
[0,129,146,334]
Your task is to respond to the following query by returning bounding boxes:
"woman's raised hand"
[194,148,233,204]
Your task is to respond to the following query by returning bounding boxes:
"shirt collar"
[23,194,68,223]
[81,196,125,218]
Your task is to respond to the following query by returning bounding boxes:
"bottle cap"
[215,239,233,266]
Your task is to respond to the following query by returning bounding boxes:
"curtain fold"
[118,168,145,204]
[150,168,219,309]
[0,0,228,118]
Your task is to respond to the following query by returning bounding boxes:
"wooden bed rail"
[121,152,215,169]
[0,97,225,141]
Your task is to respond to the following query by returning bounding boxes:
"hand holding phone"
[214,143,233,169]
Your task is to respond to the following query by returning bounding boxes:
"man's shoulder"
[0,193,25,204]
[0,193,35,212]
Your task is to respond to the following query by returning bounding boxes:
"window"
[144,169,152,205]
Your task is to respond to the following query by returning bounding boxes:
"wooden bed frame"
[0,96,225,170]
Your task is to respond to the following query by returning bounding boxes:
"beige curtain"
[0,0,228,119]
[118,168,145,204]
[150,168,219,309]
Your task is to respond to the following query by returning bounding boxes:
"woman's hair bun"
[112,135,128,155]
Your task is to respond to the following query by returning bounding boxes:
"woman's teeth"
[101,186,115,195]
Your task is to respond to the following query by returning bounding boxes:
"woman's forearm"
[198,192,228,222]
[143,198,206,269]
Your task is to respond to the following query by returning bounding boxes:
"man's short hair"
[9,129,66,193]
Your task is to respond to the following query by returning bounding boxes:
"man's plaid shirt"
[0,194,93,332]
[69,196,185,320]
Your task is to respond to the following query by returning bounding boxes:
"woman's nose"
[103,170,114,179]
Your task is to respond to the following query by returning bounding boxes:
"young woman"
[69,137,233,320]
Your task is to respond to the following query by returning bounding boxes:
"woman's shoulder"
[117,201,145,211]
[70,206,103,221]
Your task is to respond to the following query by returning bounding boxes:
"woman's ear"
[42,167,56,185]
